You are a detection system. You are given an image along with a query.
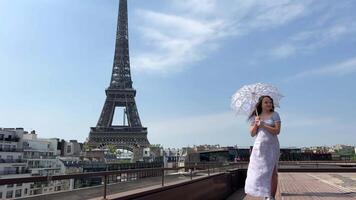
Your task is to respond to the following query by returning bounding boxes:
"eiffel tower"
[88,0,149,157]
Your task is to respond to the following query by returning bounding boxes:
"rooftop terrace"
[1,161,355,200]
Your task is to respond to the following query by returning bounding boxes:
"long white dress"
[244,112,281,197]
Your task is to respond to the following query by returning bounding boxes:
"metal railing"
[0,162,226,199]
[23,156,57,159]
[0,161,355,200]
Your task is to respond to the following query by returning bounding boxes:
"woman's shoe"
[265,197,276,200]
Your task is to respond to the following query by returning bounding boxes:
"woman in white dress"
[244,95,281,200]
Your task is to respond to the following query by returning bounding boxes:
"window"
[6,190,13,198]
[4,144,10,150]
[23,141,29,148]
[67,145,72,153]
[7,135,12,141]
[16,183,22,186]
[0,134,3,140]
[15,189,22,198]
[7,184,14,188]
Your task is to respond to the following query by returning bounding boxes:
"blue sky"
[1,0,355,148]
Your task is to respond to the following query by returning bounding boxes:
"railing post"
[190,168,193,180]
[161,168,165,186]
[103,175,107,200]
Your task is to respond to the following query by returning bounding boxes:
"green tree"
[83,143,91,151]
[150,144,162,148]
[107,144,118,154]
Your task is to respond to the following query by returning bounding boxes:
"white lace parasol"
[231,83,284,116]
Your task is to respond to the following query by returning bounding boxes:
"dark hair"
[248,95,274,120]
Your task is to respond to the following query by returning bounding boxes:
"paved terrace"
[228,173,356,200]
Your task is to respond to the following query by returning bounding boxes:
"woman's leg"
[271,165,278,197]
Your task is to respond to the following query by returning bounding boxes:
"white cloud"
[249,3,306,28]
[132,0,312,73]
[271,44,296,58]
[171,0,217,15]
[286,56,356,81]
[271,21,356,59]
[132,9,224,73]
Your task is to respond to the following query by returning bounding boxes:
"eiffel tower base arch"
[88,127,149,162]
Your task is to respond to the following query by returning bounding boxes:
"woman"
[244,95,281,200]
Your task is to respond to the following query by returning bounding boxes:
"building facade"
[0,128,31,199]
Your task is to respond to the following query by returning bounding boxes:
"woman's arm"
[261,122,281,135]
[249,124,258,137]
[249,116,260,137]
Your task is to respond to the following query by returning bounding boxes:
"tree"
[83,143,91,151]
[107,144,118,154]
[150,144,162,148]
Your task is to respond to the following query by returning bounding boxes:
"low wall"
[107,169,247,200]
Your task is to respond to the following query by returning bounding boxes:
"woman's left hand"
[259,121,264,127]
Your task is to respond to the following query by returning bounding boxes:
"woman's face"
[261,97,273,112]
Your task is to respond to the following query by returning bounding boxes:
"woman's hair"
[248,95,274,120]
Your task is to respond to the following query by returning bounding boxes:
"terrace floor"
[228,173,356,200]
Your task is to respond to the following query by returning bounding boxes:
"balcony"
[24,156,57,159]
[0,148,23,152]
[0,169,31,175]
[0,159,26,163]
[2,136,20,142]
[23,146,56,151]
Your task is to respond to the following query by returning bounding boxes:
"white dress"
[244,112,281,197]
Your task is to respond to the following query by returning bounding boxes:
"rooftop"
[229,172,356,199]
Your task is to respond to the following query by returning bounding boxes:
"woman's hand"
[250,116,260,137]
[261,122,281,135]
[255,116,261,127]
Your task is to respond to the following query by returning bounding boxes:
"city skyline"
[1,0,356,148]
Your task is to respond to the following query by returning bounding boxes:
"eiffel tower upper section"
[109,0,132,90]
